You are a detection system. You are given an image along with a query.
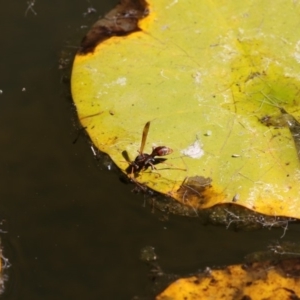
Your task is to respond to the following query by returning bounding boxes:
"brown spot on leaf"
[79,0,149,54]
[241,296,252,300]
[278,258,300,278]
[282,288,300,300]
[177,176,213,207]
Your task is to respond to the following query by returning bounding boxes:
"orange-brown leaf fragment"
[156,259,300,300]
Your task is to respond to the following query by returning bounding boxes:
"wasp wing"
[140,121,150,154]
[122,150,132,164]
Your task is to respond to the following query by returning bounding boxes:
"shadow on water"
[1,1,300,299]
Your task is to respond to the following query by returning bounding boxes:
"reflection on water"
[1,1,300,299]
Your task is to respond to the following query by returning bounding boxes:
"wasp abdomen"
[151,146,173,157]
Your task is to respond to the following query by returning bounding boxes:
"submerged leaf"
[156,259,300,300]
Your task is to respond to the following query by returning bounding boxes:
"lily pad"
[71,0,300,219]
[156,258,300,300]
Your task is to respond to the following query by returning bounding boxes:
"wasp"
[123,121,173,176]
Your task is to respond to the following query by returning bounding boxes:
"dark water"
[1,1,300,299]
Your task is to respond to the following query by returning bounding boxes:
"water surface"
[1,1,300,299]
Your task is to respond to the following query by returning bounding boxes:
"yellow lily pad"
[156,258,300,300]
[71,0,300,219]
